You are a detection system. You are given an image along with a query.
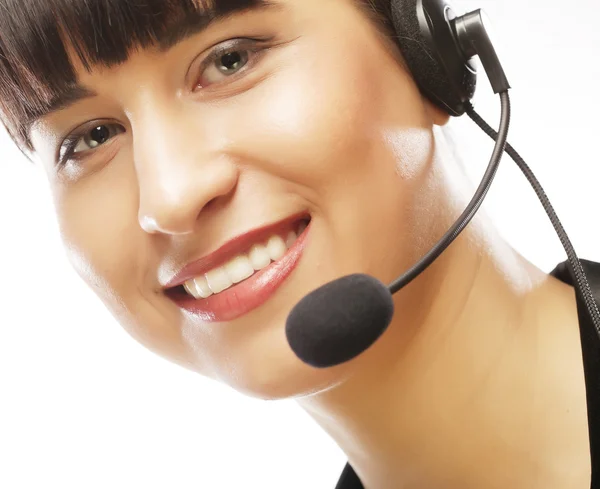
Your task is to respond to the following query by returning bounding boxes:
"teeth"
[184,276,213,300]
[182,221,310,299]
[205,266,233,294]
[184,281,198,298]
[266,235,287,261]
[225,255,255,284]
[248,243,271,270]
[194,276,213,299]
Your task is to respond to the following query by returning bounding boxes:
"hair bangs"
[0,0,391,153]
[0,0,263,151]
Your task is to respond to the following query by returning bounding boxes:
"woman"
[0,0,595,487]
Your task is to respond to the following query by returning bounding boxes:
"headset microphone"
[285,0,600,369]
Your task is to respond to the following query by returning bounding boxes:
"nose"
[134,113,239,236]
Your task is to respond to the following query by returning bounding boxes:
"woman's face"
[30,0,447,398]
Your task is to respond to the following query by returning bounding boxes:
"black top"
[335,259,600,489]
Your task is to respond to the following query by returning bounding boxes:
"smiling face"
[13,0,451,398]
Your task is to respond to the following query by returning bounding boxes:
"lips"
[164,212,310,288]
[164,212,312,322]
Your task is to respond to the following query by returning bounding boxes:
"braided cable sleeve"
[466,102,600,336]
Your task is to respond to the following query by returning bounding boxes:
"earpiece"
[389,0,478,116]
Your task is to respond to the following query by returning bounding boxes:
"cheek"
[54,183,194,364]
[223,36,431,193]
[221,44,382,183]
[217,36,436,274]
[52,162,144,304]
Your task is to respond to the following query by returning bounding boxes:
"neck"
[296,165,589,489]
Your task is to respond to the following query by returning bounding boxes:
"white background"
[1,1,599,487]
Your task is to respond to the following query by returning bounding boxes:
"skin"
[27,0,589,487]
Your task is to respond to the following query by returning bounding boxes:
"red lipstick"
[165,213,311,322]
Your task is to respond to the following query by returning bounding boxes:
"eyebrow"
[29,0,281,132]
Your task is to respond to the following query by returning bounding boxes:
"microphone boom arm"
[388,90,511,294]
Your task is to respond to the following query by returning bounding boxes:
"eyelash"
[195,37,269,90]
[58,37,270,166]
[59,125,122,165]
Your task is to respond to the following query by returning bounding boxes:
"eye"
[195,39,265,89]
[199,49,250,87]
[72,124,125,154]
[59,122,125,164]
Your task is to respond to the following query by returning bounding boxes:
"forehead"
[0,0,280,149]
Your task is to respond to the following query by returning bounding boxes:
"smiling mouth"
[173,218,309,299]
[165,215,312,321]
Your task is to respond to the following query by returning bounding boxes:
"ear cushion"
[390,0,476,116]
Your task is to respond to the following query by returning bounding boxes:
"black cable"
[466,102,600,336]
[388,91,511,294]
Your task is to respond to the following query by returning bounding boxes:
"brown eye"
[73,124,125,153]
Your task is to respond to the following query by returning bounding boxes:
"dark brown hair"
[0,0,395,153]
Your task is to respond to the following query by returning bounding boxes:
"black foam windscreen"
[389,0,477,115]
[285,274,395,368]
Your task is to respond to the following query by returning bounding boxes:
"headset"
[285,0,600,368]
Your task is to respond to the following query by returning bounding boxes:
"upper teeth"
[183,221,307,299]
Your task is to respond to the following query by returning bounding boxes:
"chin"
[215,339,351,401]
